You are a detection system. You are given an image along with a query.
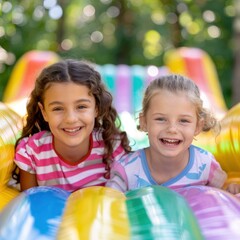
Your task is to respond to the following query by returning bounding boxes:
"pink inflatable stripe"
[115,65,132,113]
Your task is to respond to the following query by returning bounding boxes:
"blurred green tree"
[0,0,236,107]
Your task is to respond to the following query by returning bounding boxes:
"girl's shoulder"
[92,129,103,141]
[91,129,122,146]
[118,148,144,164]
[17,130,52,149]
[190,145,215,161]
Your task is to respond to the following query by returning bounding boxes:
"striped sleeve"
[14,137,36,174]
[106,160,128,192]
[208,156,227,188]
[111,138,127,161]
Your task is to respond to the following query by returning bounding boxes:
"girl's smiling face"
[39,82,98,160]
[140,89,203,162]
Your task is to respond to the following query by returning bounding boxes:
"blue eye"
[77,105,86,110]
[180,119,190,123]
[156,117,165,122]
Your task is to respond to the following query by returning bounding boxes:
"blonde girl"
[107,74,240,194]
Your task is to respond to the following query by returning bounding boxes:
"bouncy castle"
[1,48,240,239]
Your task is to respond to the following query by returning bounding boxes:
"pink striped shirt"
[14,130,126,192]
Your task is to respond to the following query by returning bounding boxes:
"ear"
[194,118,204,136]
[139,113,147,132]
[94,106,98,118]
[38,102,48,122]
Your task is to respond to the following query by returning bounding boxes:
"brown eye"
[52,107,63,111]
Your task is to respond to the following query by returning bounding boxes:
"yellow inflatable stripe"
[0,102,22,211]
[3,57,27,102]
[226,172,240,185]
[57,186,130,240]
[0,187,19,211]
[0,145,15,187]
[164,49,187,75]
[215,103,240,172]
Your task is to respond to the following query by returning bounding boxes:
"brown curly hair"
[14,59,131,181]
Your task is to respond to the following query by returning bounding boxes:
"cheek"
[147,125,159,135]
[185,127,199,137]
[44,113,60,125]
[83,111,97,123]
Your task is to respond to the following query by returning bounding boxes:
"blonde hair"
[139,74,217,132]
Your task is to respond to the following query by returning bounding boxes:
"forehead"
[45,82,89,93]
[43,82,93,102]
[149,89,196,112]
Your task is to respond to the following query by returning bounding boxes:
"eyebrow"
[152,113,194,118]
[47,99,92,106]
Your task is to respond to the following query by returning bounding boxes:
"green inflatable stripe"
[131,65,146,114]
[99,64,116,94]
[125,186,204,240]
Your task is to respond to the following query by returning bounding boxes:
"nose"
[167,122,178,132]
[65,109,78,123]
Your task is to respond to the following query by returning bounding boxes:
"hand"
[225,182,240,194]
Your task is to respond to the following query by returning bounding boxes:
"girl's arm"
[19,169,38,191]
[106,161,128,193]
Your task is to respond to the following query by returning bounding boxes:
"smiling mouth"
[63,127,82,133]
[161,138,181,145]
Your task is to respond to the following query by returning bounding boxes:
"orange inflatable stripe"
[3,51,59,103]
[183,50,210,93]
[15,58,51,100]
[164,47,227,118]
[183,51,222,114]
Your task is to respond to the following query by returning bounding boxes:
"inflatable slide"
[1,48,240,239]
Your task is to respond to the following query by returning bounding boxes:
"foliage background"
[0,0,237,108]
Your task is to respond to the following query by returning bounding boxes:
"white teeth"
[164,139,178,143]
[64,127,80,133]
